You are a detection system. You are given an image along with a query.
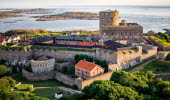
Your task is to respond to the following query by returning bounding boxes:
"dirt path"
[58,86,82,94]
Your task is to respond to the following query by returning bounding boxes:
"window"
[77,72,80,75]
[77,68,80,71]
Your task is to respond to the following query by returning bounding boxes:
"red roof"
[75,60,97,71]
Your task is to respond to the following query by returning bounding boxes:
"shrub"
[62,67,68,72]
[0,65,9,76]
[0,59,6,64]
[165,53,170,61]
[72,85,78,89]
[27,86,34,93]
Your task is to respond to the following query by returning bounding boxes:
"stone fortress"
[99,9,143,43]
[0,9,158,89]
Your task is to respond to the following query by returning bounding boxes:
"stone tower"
[99,9,120,28]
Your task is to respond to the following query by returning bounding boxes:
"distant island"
[0,8,54,18]
[32,12,99,21]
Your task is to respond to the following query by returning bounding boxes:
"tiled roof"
[75,60,97,71]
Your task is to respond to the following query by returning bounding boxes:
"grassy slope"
[12,73,69,99]
[132,59,170,74]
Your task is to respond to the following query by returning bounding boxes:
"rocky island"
[32,12,99,21]
[0,8,54,18]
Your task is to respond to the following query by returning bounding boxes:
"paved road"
[128,59,156,73]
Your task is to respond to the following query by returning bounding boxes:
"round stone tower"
[112,9,120,26]
[99,9,120,28]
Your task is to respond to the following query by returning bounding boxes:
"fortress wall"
[55,71,75,86]
[96,49,117,64]
[0,49,32,65]
[117,51,141,64]
[75,71,114,90]
[141,48,157,60]
[32,49,96,61]
[22,69,55,81]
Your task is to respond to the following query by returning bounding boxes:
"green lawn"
[133,59,170,74]
[12,73,69,99]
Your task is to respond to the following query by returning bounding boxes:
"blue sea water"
[0,6,170,33]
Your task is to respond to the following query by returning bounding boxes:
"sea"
[0,6,170,33]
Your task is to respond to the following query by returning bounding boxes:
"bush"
[72,85,78,89]
[0,59,6,64]
[27,86,34,93]
[0,65,9,76]
[62,67,68,72]
[165,53,170,61]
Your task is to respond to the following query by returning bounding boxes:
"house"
[0,35,20,45]
[71,31,80,35]
[0,39,6,45]
[55,92,63,99]
[75,59,104,79]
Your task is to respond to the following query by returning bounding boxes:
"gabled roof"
[75,60,98,71]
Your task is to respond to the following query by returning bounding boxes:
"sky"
[1,0,170,8]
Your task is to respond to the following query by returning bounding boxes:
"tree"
[82,80,142,100]
[0,59,6,64]
[0,77,16,92]
[0,65,9,76]
[110,71,148,91]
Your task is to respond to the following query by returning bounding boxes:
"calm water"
[0,6,170,33]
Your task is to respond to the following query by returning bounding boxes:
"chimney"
[93,61,95,64]
[84,59,86,61]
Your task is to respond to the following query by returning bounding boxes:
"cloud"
[0,0,170,8]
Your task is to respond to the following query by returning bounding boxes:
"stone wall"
[75,71,114,90]
[32,49,96,61]
[22,69,75,86]
[55,71,75,86]
[156,53,168,60]
[22,69,55,81]
[55,62,74,70]
[141,45,157,60]
[0,49,32,65]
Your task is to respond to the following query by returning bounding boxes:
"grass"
[124,57,155,72]
[132,59,170,74]
[12,73,69,99]
[150,36,170,47]
[31,46,96,53]
[14,84,32,94]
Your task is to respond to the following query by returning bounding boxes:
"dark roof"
[56,92,63,95]
[53,35,87,41]
[104,40,128,48]
[30,36,53,43]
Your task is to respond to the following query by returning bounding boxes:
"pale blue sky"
[1,0,170,8]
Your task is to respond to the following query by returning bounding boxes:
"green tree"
[83,80,142,100]
[0,65,9,76]
[110,71,148,90]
